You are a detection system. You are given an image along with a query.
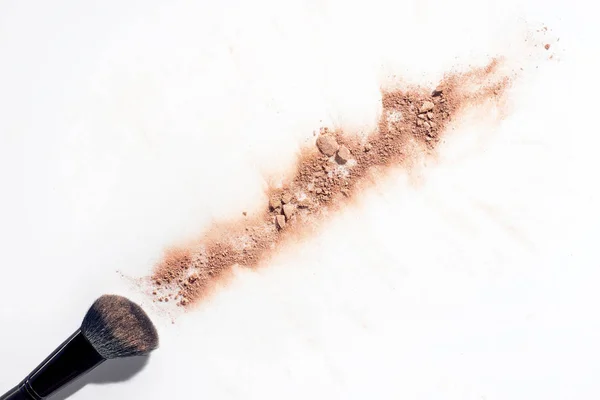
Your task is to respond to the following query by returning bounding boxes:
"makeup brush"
[0,295,159,400]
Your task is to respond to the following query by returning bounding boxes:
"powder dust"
[142,59,514,309]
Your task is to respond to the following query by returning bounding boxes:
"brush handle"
[0,386,28,400]
[0,330,105,400]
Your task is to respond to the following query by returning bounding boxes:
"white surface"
[1,0,599,399]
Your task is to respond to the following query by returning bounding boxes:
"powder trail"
[143,59,513,309]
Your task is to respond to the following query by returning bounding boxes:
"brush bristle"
[81,295,159,359]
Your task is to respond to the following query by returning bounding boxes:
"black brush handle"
[0,330,105,400]
[0,386,27,400]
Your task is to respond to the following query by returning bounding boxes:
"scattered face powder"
[145,59,513,309]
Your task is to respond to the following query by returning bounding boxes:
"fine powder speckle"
[144,59,513,309]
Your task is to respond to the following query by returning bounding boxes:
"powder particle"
[281,192,293,204]
[146,59,513,309]
[420,101,435,113]
[282,204,296,220]
[316,135,339,156]
[269,196,282,210]
[297,199,311,208]
[276,215,286,230]
[336,146,352,164]
[545,44,551,50]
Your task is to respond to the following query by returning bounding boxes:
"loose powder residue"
[141,59,514,310]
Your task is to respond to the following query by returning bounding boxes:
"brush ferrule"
[1,329,105,399]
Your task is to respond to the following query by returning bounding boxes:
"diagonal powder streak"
[141,58,513,310]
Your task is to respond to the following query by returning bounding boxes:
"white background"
[1,0,599,399]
